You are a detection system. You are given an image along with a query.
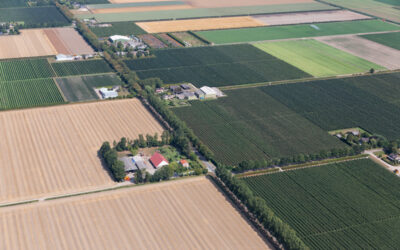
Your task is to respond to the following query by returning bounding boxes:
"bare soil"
[0,177,270,250]
[44,28,94,55]
[253,10,370,25]
[0,99,164,203]
[137,16,264,33]
[0,29,57,59]
[316,35,400,70]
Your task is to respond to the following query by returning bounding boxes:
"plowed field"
[0,177,270,250]
[0,99,163,203]
[44,28,94,55]
[137,16,264,33]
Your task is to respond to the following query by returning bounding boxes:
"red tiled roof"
[180,159,188,164]
[150,152,168,167]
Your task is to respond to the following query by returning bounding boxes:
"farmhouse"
[180,159,189,168]
[150,152,169,169]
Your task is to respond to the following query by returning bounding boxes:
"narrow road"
[365,149,400,176]
[193,148,216,173]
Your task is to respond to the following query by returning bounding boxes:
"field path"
[316,35,400,69]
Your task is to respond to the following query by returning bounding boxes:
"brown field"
[0,177,270,250]
[137,16,265,33]
[44,27,94,55]
[157,33,183,47]
[0,99,163,203]
[316,35,400,70]
[109,0,171,3]
[0,29,56,59]
[253,10,370,26]
[185,0,314,8]
[91,4,192,14]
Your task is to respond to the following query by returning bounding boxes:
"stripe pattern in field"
[0,99,164,203]
[316,35,400,70]
[254,39,386,77]
[136,16,264,33]
[43,28,95,56]
[0,177,270,250]
[361,32,400,50]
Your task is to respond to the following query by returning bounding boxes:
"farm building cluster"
[159,83,224,101]
[109,35,147,51]
[94,86,120,99]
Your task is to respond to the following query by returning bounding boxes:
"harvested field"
[185,0,313,8]
[157,33,183,47]
[138,34,167,48]
[0,177,270,250]
[0,99,164,203]
[252,10,370,26]
[0,29,56,59]
[91,5,192,14]
[196,19,400,44]
[255,39,385,77]
[137,16,264,33]
[316,35,400,70]
[44,28,94,55]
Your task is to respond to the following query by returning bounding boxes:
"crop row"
[0,79,65,110]
[243,159,400,249]
[0,6,69,27]
[0,59,54,82]
[51,60,114,77]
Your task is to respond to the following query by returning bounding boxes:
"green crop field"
[360,32,400,50]
[196,20,400,44]
[263,72,400,140]
[255,40,385,77]
[0,0,29,8]
[0,79,65,110]
[56,74,123,102]
[173,87,344,165]
[0,58,55,82]
[76,2,337,22]
[323,0,400,23]
[0,6,69,26]
[87,1,185,9]
[51,60,113,77]
[90,22,146,37]
[125,44,310,87]
[243,159,400,249]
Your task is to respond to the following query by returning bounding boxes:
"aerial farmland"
[1,0,400,249]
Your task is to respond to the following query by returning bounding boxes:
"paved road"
[193,149,216,173]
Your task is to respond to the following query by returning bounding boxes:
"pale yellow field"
[0,99,164,203]
[0,177,270,250]
[137,16,265,33]
[0,29,57,59]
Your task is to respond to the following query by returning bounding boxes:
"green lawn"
[254,39,385,77]
[196,19,400,44]
[360,32,400,50]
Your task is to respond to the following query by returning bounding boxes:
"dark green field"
[263,73,400,140]
[0,58,54,82]
[0,0,28,8]
[360,32,400,50]
[0,79,65,110]
[243,159,400,249]
[89,22,146,37]
[51,60,113,77]
[173,87,344,165]
[0,6,69,26]
[56,74,123,102]
[125,44,310,87]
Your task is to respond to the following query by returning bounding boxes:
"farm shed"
[120,157,138,172]
[109,35,131,43]
[150,152,169,169]
[99,87,118,99]
[195,89,205,99]
[200,86,217,99]
[184,92,197,100]
[56,54,74,61]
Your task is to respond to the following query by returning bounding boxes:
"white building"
[56,54,74,61]
[200,86,217,99]
[109,35,131,43]
[99,88,118,99]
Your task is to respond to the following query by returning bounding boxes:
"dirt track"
[137,16,264,33]
[316,35,400,70]
[0,177,270,250]
[253,10,370,26]
[0,29,57,59]
[0,99,163,203]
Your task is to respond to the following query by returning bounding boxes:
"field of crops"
[56,74,124,102]
[51,60,113,77]
[243,158,400,249]
[89,22,146,37]
[263,72,400,140]
[0,0,28,8]
[0,79,65,110]
[255,40,385,77]
[126,44,310,87]
[360,32,400,50]
[173,87,344,165]
[0,58,55,82]
[0,6,69,26]
[77,2,337,22]
[196,19,400,44]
